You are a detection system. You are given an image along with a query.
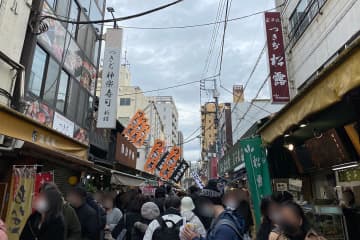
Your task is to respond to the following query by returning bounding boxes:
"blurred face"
[66,193,82,208]
[33,192,49,214]
[268,202,281,223]
[223,192,239,210]
[103,199,114,209]
[280,206,302,227]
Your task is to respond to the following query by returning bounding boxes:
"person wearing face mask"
[103,194,123,232]
[269,202,325,240]
[179,197,207,240]
[182,179,245,240]
[20,187,65,240]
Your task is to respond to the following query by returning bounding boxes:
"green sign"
[338,168,360,182]
[218,141,244,176]
[240,136,272,228]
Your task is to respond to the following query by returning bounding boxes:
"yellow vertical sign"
[6,167,35,240]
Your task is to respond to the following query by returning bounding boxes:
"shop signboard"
[240,136,272,227]
[191,171,205,189]
[170,160,189,183]
[218,141,244,176]
[52,112,75,137]
[123,110,150,147]
[264,12,290,103]
[115,133,137,169]
[144,139,165,174]
[159,146,181,180]
[338,169,360,182]
[97,28,123,128]
[6,167,36,240]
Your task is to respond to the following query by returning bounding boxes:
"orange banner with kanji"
[123,110,150,147]
[144,139,165,174]
[159,146,181,180]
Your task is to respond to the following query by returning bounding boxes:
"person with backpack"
[66,186,100,240]
[143,196,183,240]
[182,179,245,240]
[132,202,161,240]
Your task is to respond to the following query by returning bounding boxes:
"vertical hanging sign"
[97,28,123,128]
[264,12,290,103]
[240,136,272,228]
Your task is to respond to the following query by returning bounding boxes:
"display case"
[305,205,348,240]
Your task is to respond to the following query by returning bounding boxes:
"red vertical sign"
[211,157,218,179]
[265,12,290,103]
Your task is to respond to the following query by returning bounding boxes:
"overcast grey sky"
[105,0,274,161]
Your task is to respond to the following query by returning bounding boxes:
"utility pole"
[213,79,221,173]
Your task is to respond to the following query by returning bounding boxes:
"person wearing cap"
[182,179,245,240]
[66,186,100,240]
[180,197,207,240]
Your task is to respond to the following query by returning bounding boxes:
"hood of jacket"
[181,210,195,221]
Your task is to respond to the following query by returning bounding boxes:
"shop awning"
[110,170,146,186]
[0,105,88,160]
[259,38,360,144]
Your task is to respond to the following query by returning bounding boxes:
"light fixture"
[86,175,91,179]
[300,123,307,128]
[332,161,359,171]
[284,133,290,138]
[287,144,294,151]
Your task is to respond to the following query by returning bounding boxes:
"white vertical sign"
[97,28,123,128]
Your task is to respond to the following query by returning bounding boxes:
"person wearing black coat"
[67,186,100,240]
[20,187,65,240]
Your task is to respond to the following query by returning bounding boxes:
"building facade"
[178,131,184,159]
[149,96,179,147]
[219,102,233,158]
[201,102,217,160]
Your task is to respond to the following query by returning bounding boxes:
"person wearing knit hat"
[132,202,161,240]
[182,179,245,240]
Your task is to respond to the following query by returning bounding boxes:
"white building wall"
[282,0,360,91]
[0,0,32,105]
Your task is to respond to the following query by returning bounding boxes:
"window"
[29,46,47,96]
[68,0,79,35]
[120,98,131,106]
[46,0,56,9]
[93,40,100,66]
[56,70,69,112]
[55,0,70,20]
[66,80,79,121]
[43,58,60,105]
[289,0,327,45]
[76,88,86,125]
[78,0,90,13]
[85,27,97,60]
[77,11,88,51]
[89,1,102,33]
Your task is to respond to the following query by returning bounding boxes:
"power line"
[103,4,283,30]
[118,75,217,97]
[184,126,201,141]
[40,0,184,25]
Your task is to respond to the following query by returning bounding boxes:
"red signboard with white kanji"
[265,12,290,103]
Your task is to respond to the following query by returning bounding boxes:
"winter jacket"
[181,211,207,238]
[0,220,7,240]
[74,203,100,240]
[20,212,65,240]
[143,208,183,240]
[111,212,143,240]
[63,202,82,240]
[193,210,245,240]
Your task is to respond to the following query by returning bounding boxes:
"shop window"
[120,98,131,106]
[55,0,70,19]
[66,80,79,121]
[28,46,47,96]
[56,70,69,112]
[43,58,60,105]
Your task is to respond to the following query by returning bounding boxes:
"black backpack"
[152,217,183,240]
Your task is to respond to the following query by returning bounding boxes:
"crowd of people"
[0,179,332,240]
